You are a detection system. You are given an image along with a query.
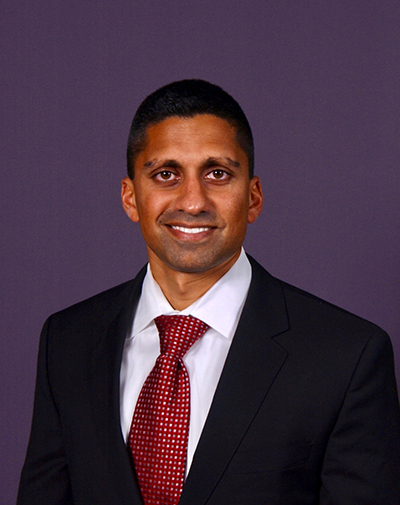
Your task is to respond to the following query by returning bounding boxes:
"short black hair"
[126,79,254,179]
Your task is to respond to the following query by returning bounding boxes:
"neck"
[149,251,241,311]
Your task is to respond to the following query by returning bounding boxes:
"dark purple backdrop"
[1,1,399,502]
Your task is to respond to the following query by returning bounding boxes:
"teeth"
[171,226,210,234]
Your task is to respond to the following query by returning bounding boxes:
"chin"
[164,250,238,275]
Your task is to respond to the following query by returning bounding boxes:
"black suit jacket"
[18,257,400,504]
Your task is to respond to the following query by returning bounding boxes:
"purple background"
[1,1,399,502]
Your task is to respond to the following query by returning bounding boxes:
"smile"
[170,225,212,234]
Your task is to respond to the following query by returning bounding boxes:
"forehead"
[139,115,245,160]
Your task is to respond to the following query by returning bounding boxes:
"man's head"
[126,79,254,179]
[122,80,263,284]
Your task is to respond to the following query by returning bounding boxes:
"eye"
[155,170,176,181]
[206,169,229,181]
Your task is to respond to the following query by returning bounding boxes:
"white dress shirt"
[120,248,252,474]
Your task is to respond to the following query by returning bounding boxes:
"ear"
[247,176,263,224]
[121,177,140,222]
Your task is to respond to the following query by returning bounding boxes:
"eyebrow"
[204,157,240,168]
[143,157,241,170]
[143,159,180,169]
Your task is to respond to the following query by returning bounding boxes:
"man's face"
[121,114,263,276]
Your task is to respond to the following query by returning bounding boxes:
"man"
[18,80,400,504]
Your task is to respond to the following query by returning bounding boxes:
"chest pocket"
[227,442,312,474]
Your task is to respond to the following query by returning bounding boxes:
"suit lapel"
[88,267,147,505]
[180,258,289,505]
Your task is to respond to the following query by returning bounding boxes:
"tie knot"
[154,315,209,359]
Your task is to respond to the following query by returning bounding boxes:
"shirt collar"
[131,248,252,339]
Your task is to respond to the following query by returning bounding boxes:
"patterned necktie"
[129,314,209,505]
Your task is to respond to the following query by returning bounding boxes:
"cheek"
[224,202,250,236]
[230,194,250,219]
[136,193,165,221]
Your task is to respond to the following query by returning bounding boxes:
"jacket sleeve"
[17,317,74,504]
[319,329,400,504]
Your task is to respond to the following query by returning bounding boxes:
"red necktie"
[129,314,209,505]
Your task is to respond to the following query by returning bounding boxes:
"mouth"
[165,223,217,241]
[170,225,213,234]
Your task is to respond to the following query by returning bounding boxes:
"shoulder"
[45,265,147,335]
[247,254,391,353]
[246,256,397,421]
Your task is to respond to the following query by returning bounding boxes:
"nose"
[176,175,209,215]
